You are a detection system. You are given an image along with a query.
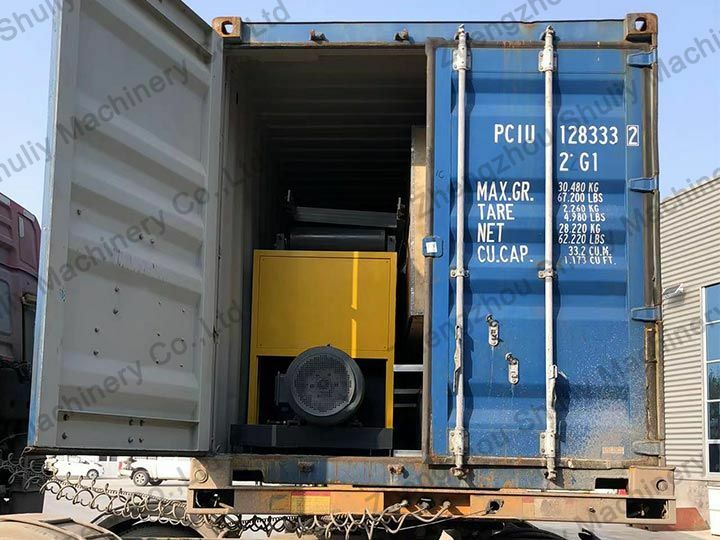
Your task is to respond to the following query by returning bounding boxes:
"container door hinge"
[632,439,663,457]
[631,306,662,322]
[449,428,468,456]
[629,176,659,193]
[423,236,443,258]
[627,49,657,67]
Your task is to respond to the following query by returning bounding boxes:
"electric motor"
[285,346,365,426]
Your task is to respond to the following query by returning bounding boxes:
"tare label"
[475,180,532,264]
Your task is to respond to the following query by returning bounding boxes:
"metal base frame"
[187,456,675,525]
[230,424,393,451]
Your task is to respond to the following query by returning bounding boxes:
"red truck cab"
[0,194,41,514]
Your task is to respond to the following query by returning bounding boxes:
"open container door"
[29,0,224,454]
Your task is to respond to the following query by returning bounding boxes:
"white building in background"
[661,176,720,529]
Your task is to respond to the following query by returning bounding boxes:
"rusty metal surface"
[627,466,674,498]
[211,20,632,45]
[212,16,242,38]
[191,488,675,526]
[190,456,673,493]
[624,13,658,44]
[188,458,675,525]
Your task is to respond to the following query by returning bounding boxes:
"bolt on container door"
[29,0,224,453]
[429,19,659,470]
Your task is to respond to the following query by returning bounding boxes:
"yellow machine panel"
[248,250,397,427]
[253,251,396,356]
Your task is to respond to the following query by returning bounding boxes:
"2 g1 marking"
[559,152,598,173]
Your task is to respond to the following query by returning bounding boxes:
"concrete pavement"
[536,522,714,539]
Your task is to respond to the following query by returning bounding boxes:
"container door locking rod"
[449,24,470,478]
[538,25,558,482]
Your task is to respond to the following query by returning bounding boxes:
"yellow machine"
[248,250,397,431]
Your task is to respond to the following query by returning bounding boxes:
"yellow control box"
[248,250,397,427]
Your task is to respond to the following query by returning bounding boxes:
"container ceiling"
[240,50,427,211]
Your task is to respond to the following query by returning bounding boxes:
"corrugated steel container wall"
[661,179,720,508]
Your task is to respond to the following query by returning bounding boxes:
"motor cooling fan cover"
[286,346,365,426]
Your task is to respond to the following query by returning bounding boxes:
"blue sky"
[0,0,718,221]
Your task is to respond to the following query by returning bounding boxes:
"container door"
[430,37,655,467]
[29,0,224,453]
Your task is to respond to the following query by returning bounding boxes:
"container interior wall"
[213,48,427,451]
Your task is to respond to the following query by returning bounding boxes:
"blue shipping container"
[30,2,668,525]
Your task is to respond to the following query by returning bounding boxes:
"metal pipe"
[450,24,469,476]
[539,25,558,482]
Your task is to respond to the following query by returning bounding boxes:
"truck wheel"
[131,469,150,487]
[149,479,163,486]
[93,514,203,538]
[86,469,100,480]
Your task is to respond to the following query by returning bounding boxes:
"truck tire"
[149,479,163,486]
[93,513,205,538]
[131,469,150,487]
